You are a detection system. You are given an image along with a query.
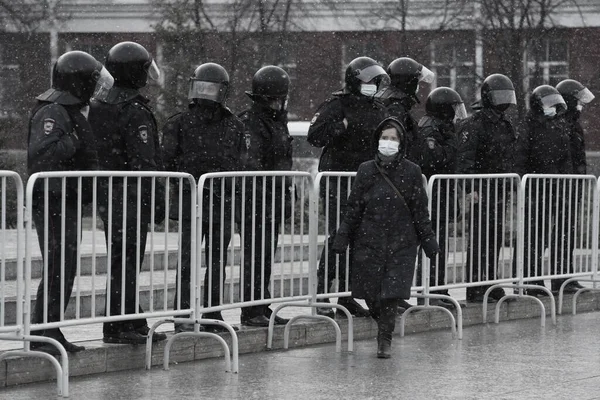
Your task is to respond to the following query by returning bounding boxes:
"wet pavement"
[1,312,599,400]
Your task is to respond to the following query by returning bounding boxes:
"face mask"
[378,139,399,156]
[543,107,556,117]
[80,105,90,120]
[360,84,377,97]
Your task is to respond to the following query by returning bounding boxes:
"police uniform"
[307,92,388,297]
[414,115,458,292]
[28,98,98,335]
[89,87,164,336]
[161,101,247,315]
[456,107,517,299]
[238,103,293,321]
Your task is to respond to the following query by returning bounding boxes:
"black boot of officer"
[28,50,110,355]
[308,56,390,318]
[162,62,246,333]
[239,66,294,327]
[89,41,167,344]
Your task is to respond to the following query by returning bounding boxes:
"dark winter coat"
[334,153,434,301]
[307,92,388,172]
[414,115,458,221]
[514,111,573,176]
[562,111,587,175]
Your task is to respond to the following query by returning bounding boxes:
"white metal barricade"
[514,175,600,316]
[23,171,198,394]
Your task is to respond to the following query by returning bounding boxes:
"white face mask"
[360,84,377,97]
[378,139,400,156]
[543,107,556,117]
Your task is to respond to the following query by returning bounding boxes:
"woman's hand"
[422,238,440,258]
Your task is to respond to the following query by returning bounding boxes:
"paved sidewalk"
[1,311,599,400]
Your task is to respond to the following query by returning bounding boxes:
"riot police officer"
[456,73,518,303]
[162,62,246,333]
[515,85,577,295]
[376,57,435,161]
[89,41,167,344]
[238,66,293,326]
[28,50,110,354]
[414,87,466,308]
[307,56,389,317]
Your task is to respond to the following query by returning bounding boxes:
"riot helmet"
[105,41,160,89]
[50,50,113,105]
[246,65,290,111]
[480,74,517,112]
[188,63,229,104]
[425,87,467,122]
[386,57,434,99]
[530,85,566,117]
[345,56,390,96]
[556,79,595,112]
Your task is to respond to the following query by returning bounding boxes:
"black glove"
[331,233,349,254]
[422,238,440,259]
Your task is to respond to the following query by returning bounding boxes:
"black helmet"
[425,87,467,121]
[530,85,566,117]
[556,79,595,111]
[386,57,434,98]
[480,74,517,111]
[246,66,290,111]
[344,56,389,96]
[105,41,160,89]
[50,51,112,104]
[188,63,229,104]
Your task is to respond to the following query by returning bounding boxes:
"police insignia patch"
[43,118,55,135]
[310,113,320,125]
[138,125,149,143]
[461,131,469,143]
[427,138,435,149]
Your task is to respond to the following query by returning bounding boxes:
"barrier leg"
[164,331,231,373]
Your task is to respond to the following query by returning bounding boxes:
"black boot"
[337,297,370,317]
[376,331,392,359]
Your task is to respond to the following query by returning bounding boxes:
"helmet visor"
[147,59,160,81]
[188,80,227,103]
[453,103,468,121]
[540,93,566,109]
[355,64,388,83]
[489,89,517,106]
[577,87,595,104]
[419,65,435,84]
[92,66,114,100]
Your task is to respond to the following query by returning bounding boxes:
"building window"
[527,39,569,89]
[430,41,476,107]
[0,46,20,118]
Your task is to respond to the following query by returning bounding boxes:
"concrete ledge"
[1,291,600,388]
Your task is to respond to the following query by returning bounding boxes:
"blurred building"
[1,0,599,154]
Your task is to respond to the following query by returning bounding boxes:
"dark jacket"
[89,87,164,224]
[334,155,434,300]
[456,108,517,175]
[376,87,419,162]
[28,101,98,201]
[514,111,572,175]
[563,111,586,175]
[415,115,458,221]
[239,103,294,220]
[307,92,388,172]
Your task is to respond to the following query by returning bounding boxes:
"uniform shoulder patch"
[426,137,436,149]
[310,112,320,126]
[461,130,470,144]
[138,125,149,144]
[43,118,55,135]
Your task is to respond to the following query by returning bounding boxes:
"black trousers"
[102,215,149,334]
[317,179,352,294]
[240,215,281,319]
[365,298,399,334]
[32,195,79,338]
[465,199,506,295]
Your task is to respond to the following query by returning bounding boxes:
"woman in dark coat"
[332,117,439,358]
